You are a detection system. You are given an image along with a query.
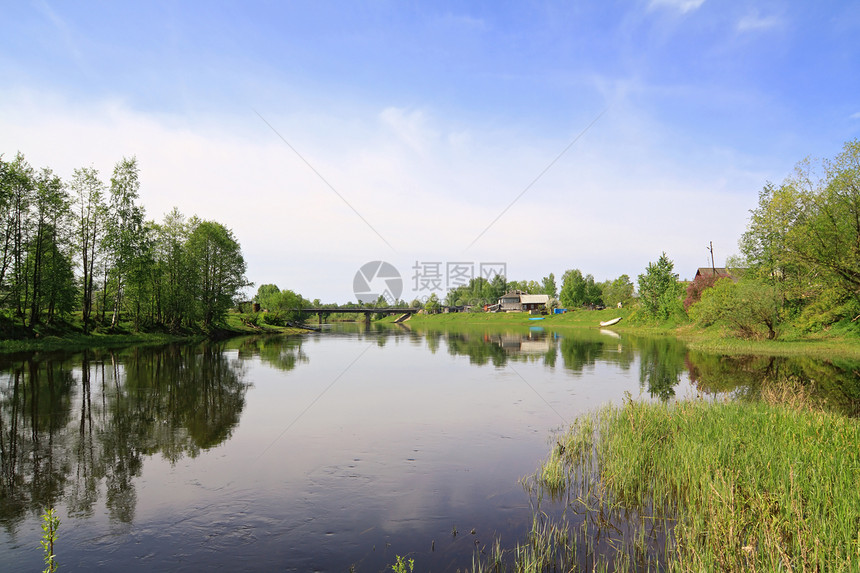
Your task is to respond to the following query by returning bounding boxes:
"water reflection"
[0,338,301,532]
[1,328,859,572]
[636,337,688,401]
[687,352,860,416]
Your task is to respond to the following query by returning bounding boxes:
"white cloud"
[737,11,782,33]
[0,88,764,301]
[850,112,860,120]
[648,0,706,14]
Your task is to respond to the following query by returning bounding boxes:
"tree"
[27,167,72,326]
[184,220,248,328]
[152,207,190,330]
[1,153,35,322]
[560,269,602,308]
[689,278,781,339]
[637,253,682,319]
[254,285,308,325]
[255,284,281,311]
[741,140,860,323]
[424,292,441,313]
[104,157,147,328]
[792,141,860,298]
[71,166,106,333]
[602,274,634,309]
[541,273,558,298]
[740,180,810,316]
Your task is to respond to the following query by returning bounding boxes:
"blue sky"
[2,1,859,302]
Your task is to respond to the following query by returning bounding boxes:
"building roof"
[695,267,733,278]
[520,294,550,304]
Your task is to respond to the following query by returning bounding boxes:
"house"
[694,267,744,282]
[498,290,550,312]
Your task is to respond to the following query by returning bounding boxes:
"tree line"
[0,153,248,334]
[691,139,860,338]
[431,139,860,339]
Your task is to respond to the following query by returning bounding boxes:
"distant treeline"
[0,153,248,334]
[431,139,860,338]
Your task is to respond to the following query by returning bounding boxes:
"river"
[1,323,858,571]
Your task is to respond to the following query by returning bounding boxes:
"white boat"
[599,317,622,327]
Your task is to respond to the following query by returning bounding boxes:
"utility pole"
[707,241,716,275]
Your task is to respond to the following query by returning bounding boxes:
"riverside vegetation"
[465,382,860,572]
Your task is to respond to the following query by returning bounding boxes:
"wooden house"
[694,267,744,282]
[498,290,550,312]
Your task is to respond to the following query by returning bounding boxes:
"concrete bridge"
[301,307,421,325]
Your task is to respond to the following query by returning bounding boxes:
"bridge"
[300,307,422,325]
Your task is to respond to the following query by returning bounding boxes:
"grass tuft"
[469,384,860,571]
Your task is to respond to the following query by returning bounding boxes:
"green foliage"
[445,275,508,306]
[637,253,683,319]
[559,269,602,308]
[40,507,59,573]
[255,284,280,310]
[794,285,860,333]
[683,272,719,311]
[689,278,781,339]
[258,287,309,325]
[541,272,558,298]
[424,292,441,313]
[391,555,414,573]
[741,140,860,329]
[1,152,255,337]
[601,274,634,309]
[184,220,249,328]
[103,156,148,328]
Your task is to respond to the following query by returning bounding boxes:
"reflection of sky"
[130,331,693,570]
[0,331,694,572]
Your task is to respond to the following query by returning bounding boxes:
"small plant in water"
[40,507,60,573]
[391,554,414,573]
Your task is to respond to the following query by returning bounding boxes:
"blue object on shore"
[529,317,545,321]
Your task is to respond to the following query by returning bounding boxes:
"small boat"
[529,317,545,321]
[599,317,622,327]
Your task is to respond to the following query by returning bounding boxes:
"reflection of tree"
[558,330,637,374]
[0,341,250,531]
[559,337,605,373]
[425,330,442,354]
[0,355,75,532]
[409,326,639,370]
[235,335,308,373]
[445,332,509,367]
[686,352,860,416]
[635,337,687,401]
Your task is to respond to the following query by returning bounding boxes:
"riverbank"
[0,311,307,354]
[386,310,860,358]
[499,386,860,572]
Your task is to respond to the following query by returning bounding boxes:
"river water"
[1,323,858,571]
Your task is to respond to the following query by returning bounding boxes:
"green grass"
[389,309,860,358]
[519,390,860,572]
[387,307,632,328]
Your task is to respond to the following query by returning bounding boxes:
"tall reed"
[469,385,860,571]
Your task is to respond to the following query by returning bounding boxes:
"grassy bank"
[472,387,860,572]
[0,311,307,354]
[387,310,860,358]
[391,308,633,329]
